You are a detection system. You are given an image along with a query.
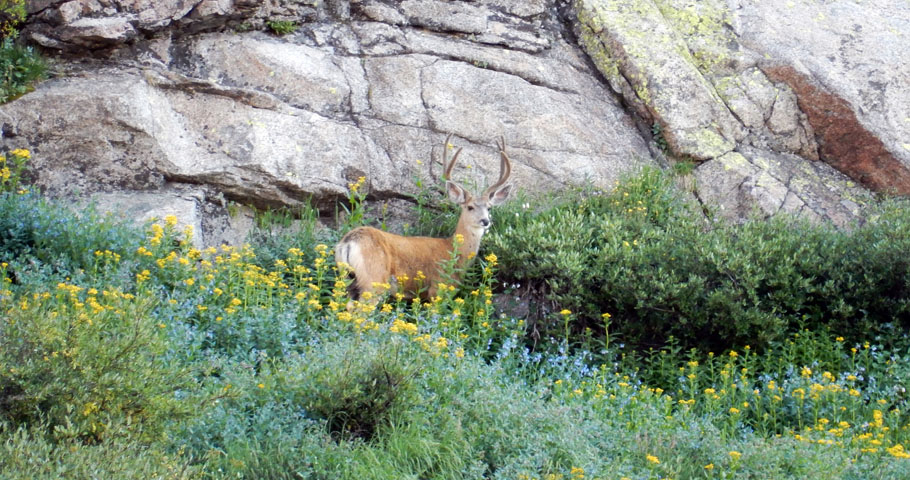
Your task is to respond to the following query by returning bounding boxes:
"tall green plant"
[0,37,47,103]
[340,176,368,230]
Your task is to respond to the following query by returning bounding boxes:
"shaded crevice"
[687,177,714,220]
[331,56,368,123]
[711,85,749,134]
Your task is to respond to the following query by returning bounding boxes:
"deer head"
[438,135,513,235]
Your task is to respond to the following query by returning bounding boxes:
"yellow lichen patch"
[653,0,736,73]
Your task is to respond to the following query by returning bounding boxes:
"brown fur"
[334,212,488,300]
[336,227,451,300]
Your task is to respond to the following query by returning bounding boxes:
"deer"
[334,134,513,303]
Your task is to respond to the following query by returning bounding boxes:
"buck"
[335,134,513,302]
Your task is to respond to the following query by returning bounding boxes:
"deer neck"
[452,216,484,266]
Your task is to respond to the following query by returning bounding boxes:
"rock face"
[573,0,909,225]
[23,0,308,50]
[733,0,910,194]
[8,0,654,244]
[2,0,906,244]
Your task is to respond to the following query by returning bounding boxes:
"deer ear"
[446,181,468,204]
[488,183,512,206]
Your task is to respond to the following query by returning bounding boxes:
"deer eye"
[467,206,475,211]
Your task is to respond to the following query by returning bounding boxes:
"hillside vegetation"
[2,150,910,479]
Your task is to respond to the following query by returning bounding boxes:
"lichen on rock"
[572,0,741,160]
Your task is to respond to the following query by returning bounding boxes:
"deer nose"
[480,218,491,228]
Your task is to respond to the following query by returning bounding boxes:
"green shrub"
[0,148,28,193]
[487,167,910,351]
[828,200,910,328]
[175,386,329,480]
[176,335,439,479]
[0,192,141,289]
[0,37,47,104]
[0,288,194,442]
[297,339,417,441]
[244,202,330,273]
[175,330,617,479]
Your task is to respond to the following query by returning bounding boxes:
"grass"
[1,151,910,478]
[266,20,298,36]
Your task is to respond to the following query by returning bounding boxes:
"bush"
[0,287,194,442]
[0,428,201,480]
[0,426,200,480]
[243,203,331,273]
[174,328,614,479]
[0,0,48,104]
[0,148,28,193]
[829,200,910,326]
[266,20,298,36]
[296,338,417,441]
[487,167,910,351]
[0,192,141,289]
[0,37,47,104]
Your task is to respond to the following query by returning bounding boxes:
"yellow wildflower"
[887,444,910,459]
[10,148,30,159]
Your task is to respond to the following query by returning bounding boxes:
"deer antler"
[429,133,464,185]
[483,136,512,198]
[442,133,463,182]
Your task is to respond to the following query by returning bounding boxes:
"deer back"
[336,226,452,299]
